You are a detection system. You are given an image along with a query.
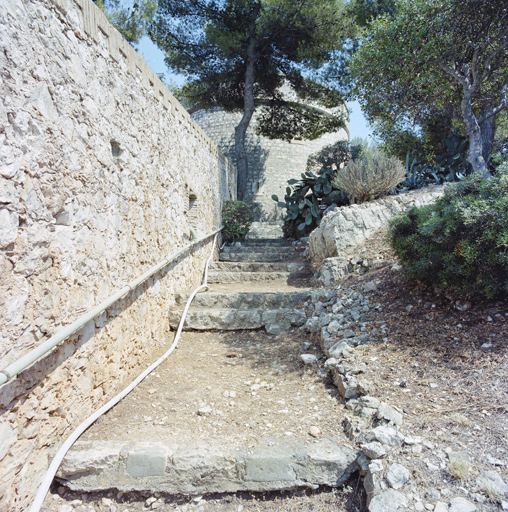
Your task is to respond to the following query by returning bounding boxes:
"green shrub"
[222,200,253,243]
[389,163,508,300]
[333,153,406,203]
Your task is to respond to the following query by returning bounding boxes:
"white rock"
[371,426,404,448]
[369,460,384,473]
[377,403,403,426]
[448,497,476,512]
[477,470,508,496]
[300,354,318,365]
[0,209,18,248]
[368,489,408,511]
[364,281,377,293]
[362,441,386,459]
[0,423,17,460]
[309,426,320,437]
[386,463,410,490]
[329,341,354,359]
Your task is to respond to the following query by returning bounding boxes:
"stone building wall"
[0,0,235,510]
[192,107,349,221]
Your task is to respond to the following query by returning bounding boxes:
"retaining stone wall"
[0,0,235,509]
[308,186,446,269]
[192,108,348,222]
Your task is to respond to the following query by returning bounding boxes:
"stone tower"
[191,101,349,222]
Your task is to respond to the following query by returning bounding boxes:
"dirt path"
[39,230,508,512]
[79,329,348,449]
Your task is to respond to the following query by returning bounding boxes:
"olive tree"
[351,0,508,174]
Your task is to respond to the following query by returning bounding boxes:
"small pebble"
[309,426,320,437]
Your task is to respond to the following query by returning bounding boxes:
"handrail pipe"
[0,227,222,386]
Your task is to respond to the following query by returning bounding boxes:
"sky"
[136,36,374,141]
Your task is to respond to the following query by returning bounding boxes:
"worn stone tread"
[57,438,358,495]
[208,271,311,284]
[209,261,310,272]
[168,307,307,330]
[232,239,296,247]
[220,248,304,263]
[221,246,304,255]
[174,290,326,309]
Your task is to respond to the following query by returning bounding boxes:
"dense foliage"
[389,162,508,300]
[222,201,253,244]
[333,153,406,203]
[351,0,508,174]
[150,0,355,200]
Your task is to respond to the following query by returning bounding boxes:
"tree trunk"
[234,6,260,201]
[234,56,256,200]
[461,92,488,175]
[480,105,496,168]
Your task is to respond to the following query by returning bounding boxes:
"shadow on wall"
[219,134,269,221]
[0,241,211,417]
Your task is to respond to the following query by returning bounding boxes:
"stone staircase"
[168,237,329,334]
[55,230,359,501]
[245,221,283,239]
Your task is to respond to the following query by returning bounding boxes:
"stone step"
[168,308,307,331]
[209,261,310,273]
[221,246,304,256]
[57,438,357,495]
[235,238,296,247]
[246,222,283,239]
[173,290,326,309]
[220,248,304,262]
[207,271,311,284]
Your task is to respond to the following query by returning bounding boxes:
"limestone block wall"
[192,108,349,222]
[0,0,235,509]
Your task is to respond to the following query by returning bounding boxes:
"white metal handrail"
[0,227,222,386]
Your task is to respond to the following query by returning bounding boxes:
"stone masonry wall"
[0,0,235,509]
[192,108,349,222]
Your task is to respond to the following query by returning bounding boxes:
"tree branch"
[439,62,468,88]
[478,73,508,124]
[479,26,508,84]
[471,47,481,90]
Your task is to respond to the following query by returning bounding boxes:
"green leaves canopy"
[350,0,508,172]
[150,0,355,140]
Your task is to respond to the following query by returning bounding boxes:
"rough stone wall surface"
[308,186,446,269]
[192,108,348,222]
[0,0,234,510]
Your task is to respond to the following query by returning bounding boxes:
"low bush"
[389,162,508,300]
[332,153,406,203]
[222,200,253,243]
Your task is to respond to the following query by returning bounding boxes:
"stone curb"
[57,438,359,495]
